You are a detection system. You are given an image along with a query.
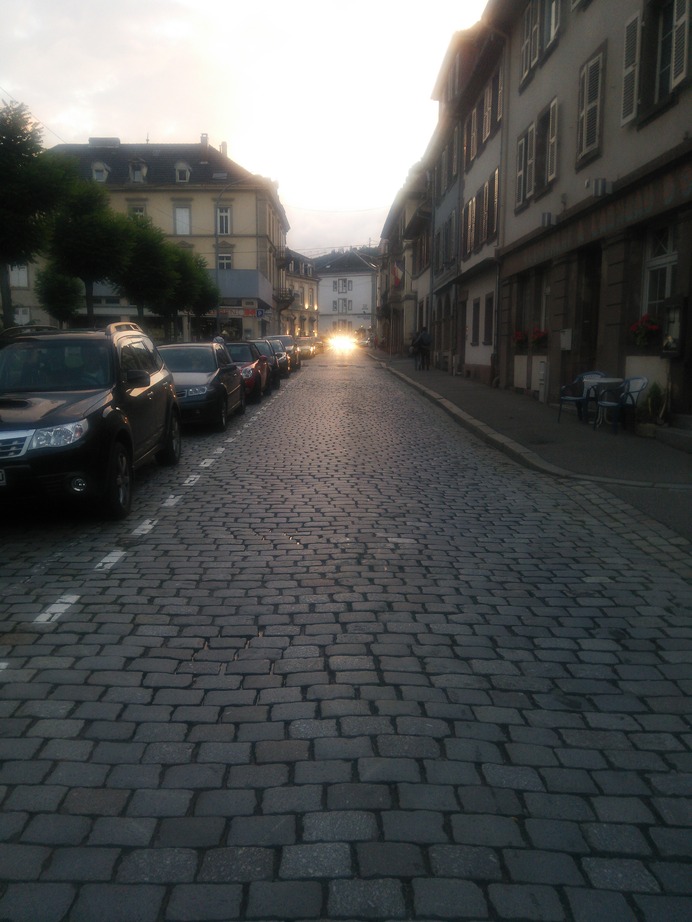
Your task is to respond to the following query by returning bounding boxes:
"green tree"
[0,101,75,328]
[50,180,133,325]
[113,216,178,323]
[35,263,83,326]
[188,255,219,335]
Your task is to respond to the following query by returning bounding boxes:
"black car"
[249,339,281,390]
[0,322,181,519]
[158,341,245,431]
[267,339,290,378]
[274,334,301,370]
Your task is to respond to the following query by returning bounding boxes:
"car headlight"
[186,385,208,396]
[29,419,89,450]
[241,367,253,379]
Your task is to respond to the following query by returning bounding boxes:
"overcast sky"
[2,0,488,255]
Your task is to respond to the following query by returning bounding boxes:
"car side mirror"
[126,368,151,386]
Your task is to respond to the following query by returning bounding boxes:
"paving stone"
[166,884,242,921]
[247,880,323,919]
[42,846,119,880]
[328,878,406,920]
[356,842,426,878]
[488,882,565,921]
[0,883,76,922]
[69,883,165,922]
[429,844,503,880]
[279,842,352,878]
[116,847,197,882]
[413,878,488,919]
[303,810,378,842]
[198,847,274,882]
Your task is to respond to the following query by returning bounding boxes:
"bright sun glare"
[328,335,357,354]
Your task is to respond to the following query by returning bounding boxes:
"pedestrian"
[415,326,432,369]
[410,333,421,370]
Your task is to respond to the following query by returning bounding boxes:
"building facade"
[315,249,378,342]
[10,135,291,339]
[379,0,692,418]
[283,248,319,337]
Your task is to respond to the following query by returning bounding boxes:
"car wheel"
[157,410,182,465]
[215,396,228,432]
[103,440,133,519]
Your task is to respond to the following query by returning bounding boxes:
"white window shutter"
[672,0,689,89]
[621,14,640,124]
[516,136,526,207]
[547,99,558,181]
[526,124,536,198]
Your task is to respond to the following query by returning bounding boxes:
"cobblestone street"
[0,349,690,921]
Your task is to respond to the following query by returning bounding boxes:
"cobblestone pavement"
[0,349,690,921]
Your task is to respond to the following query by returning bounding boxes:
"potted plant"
[629,314,661,349]
[531,327,549,350]
[513,330,528,350]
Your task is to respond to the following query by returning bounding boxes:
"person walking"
[410,333,421,370]
[415,326,432,370]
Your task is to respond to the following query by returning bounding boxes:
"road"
[0,347,690,921]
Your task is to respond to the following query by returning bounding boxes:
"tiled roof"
[49,138,255,187]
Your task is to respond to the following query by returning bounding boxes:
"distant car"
[267,339,290,378]
[274,334,301,370]
[158,341,245,431]
[296,337,316,359]
[0,322,181,519]
[223,341,269,401]
[249,339,281,390]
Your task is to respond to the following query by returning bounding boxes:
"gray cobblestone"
[328,878,406,919]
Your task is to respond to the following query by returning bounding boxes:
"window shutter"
[521,5,532,77]
[483,84,492,141]
[526,124,536,198]
[579,54,602,156]
[516,136,526,207]
[672,0,689,88]
[497,65,504,121]
[530,0,540,66]
[547,99,558,181]
[621,14,640,124]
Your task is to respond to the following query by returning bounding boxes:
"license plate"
[0,470,5,486]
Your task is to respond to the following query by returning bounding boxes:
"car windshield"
[0,341,111,392]
[226,344,253,363]
[253,342,271,357]
[161,347,215,373]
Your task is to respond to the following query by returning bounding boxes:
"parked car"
[0,322,181,519]
[223,341,269,401]
[249,339,281,390]
[274,334,301,370]
[158,341,245,431]
[267,339,290,378]
[296,337,316,359]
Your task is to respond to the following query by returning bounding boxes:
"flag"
[392,260,404,288]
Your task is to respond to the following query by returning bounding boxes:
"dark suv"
[0,322,181,519]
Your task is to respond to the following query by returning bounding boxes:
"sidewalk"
[373,352,692,544]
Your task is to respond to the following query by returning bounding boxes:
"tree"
[0,101,75,328]
[188,255,219,335]
[112,216,178,323]
[35,263,83,326]
[50,180,133,325]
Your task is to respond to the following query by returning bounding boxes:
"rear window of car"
[161,347,215,373]
[227,344,253,363]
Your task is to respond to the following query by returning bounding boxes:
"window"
[534,98,559,194]
[129,160,147,183]
[472,299,481,344]
[217,253,232,270]
[338,278,348,293]
[174,205,191,235]
[631,0,689,120]
[9,265,28,287]
[128,204,146,218]
[521,1,541,80]
[644,224,678,317]
[217,206,231,235]
[658,0,689,97]
[482,84,493,142]
[332,280,337,291]
[175,161,191,183]
[91,161,109,182]
[544,0,560,48]
[577,52,604,161]
[516,124,535,207]
[484,293,494,345]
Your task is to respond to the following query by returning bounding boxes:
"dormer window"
[91,161,110,182]
[175,161,191,183]
[129,160,148,183]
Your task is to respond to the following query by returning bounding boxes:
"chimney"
[201,133,209,148]
[221,141,228,158]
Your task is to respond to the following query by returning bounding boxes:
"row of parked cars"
[0,324,314,520]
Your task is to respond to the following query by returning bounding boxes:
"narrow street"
[0,348,690,921]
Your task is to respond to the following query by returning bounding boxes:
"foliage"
[112,217,178,321]
[629,313,661,347]
[49,180,134,324]
[35,263,83,324]
[512,330,528,348]
[531,327,549,347]
[637,380,667,423]
[0,101,77,326]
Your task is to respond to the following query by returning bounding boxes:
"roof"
[313,248,379,274]
[50,138,256,187]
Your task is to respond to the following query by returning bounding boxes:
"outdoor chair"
[593,376,648,433]
[557,371,607,423]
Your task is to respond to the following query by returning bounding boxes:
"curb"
[383,362,692,491]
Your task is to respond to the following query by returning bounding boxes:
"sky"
[1,0,488,255]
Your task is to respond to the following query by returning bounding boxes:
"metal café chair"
[557,371,607,423]
[593,376,648,433]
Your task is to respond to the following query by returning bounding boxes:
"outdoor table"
[591,377,624,428]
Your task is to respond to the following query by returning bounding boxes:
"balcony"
[275,288,296,307]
